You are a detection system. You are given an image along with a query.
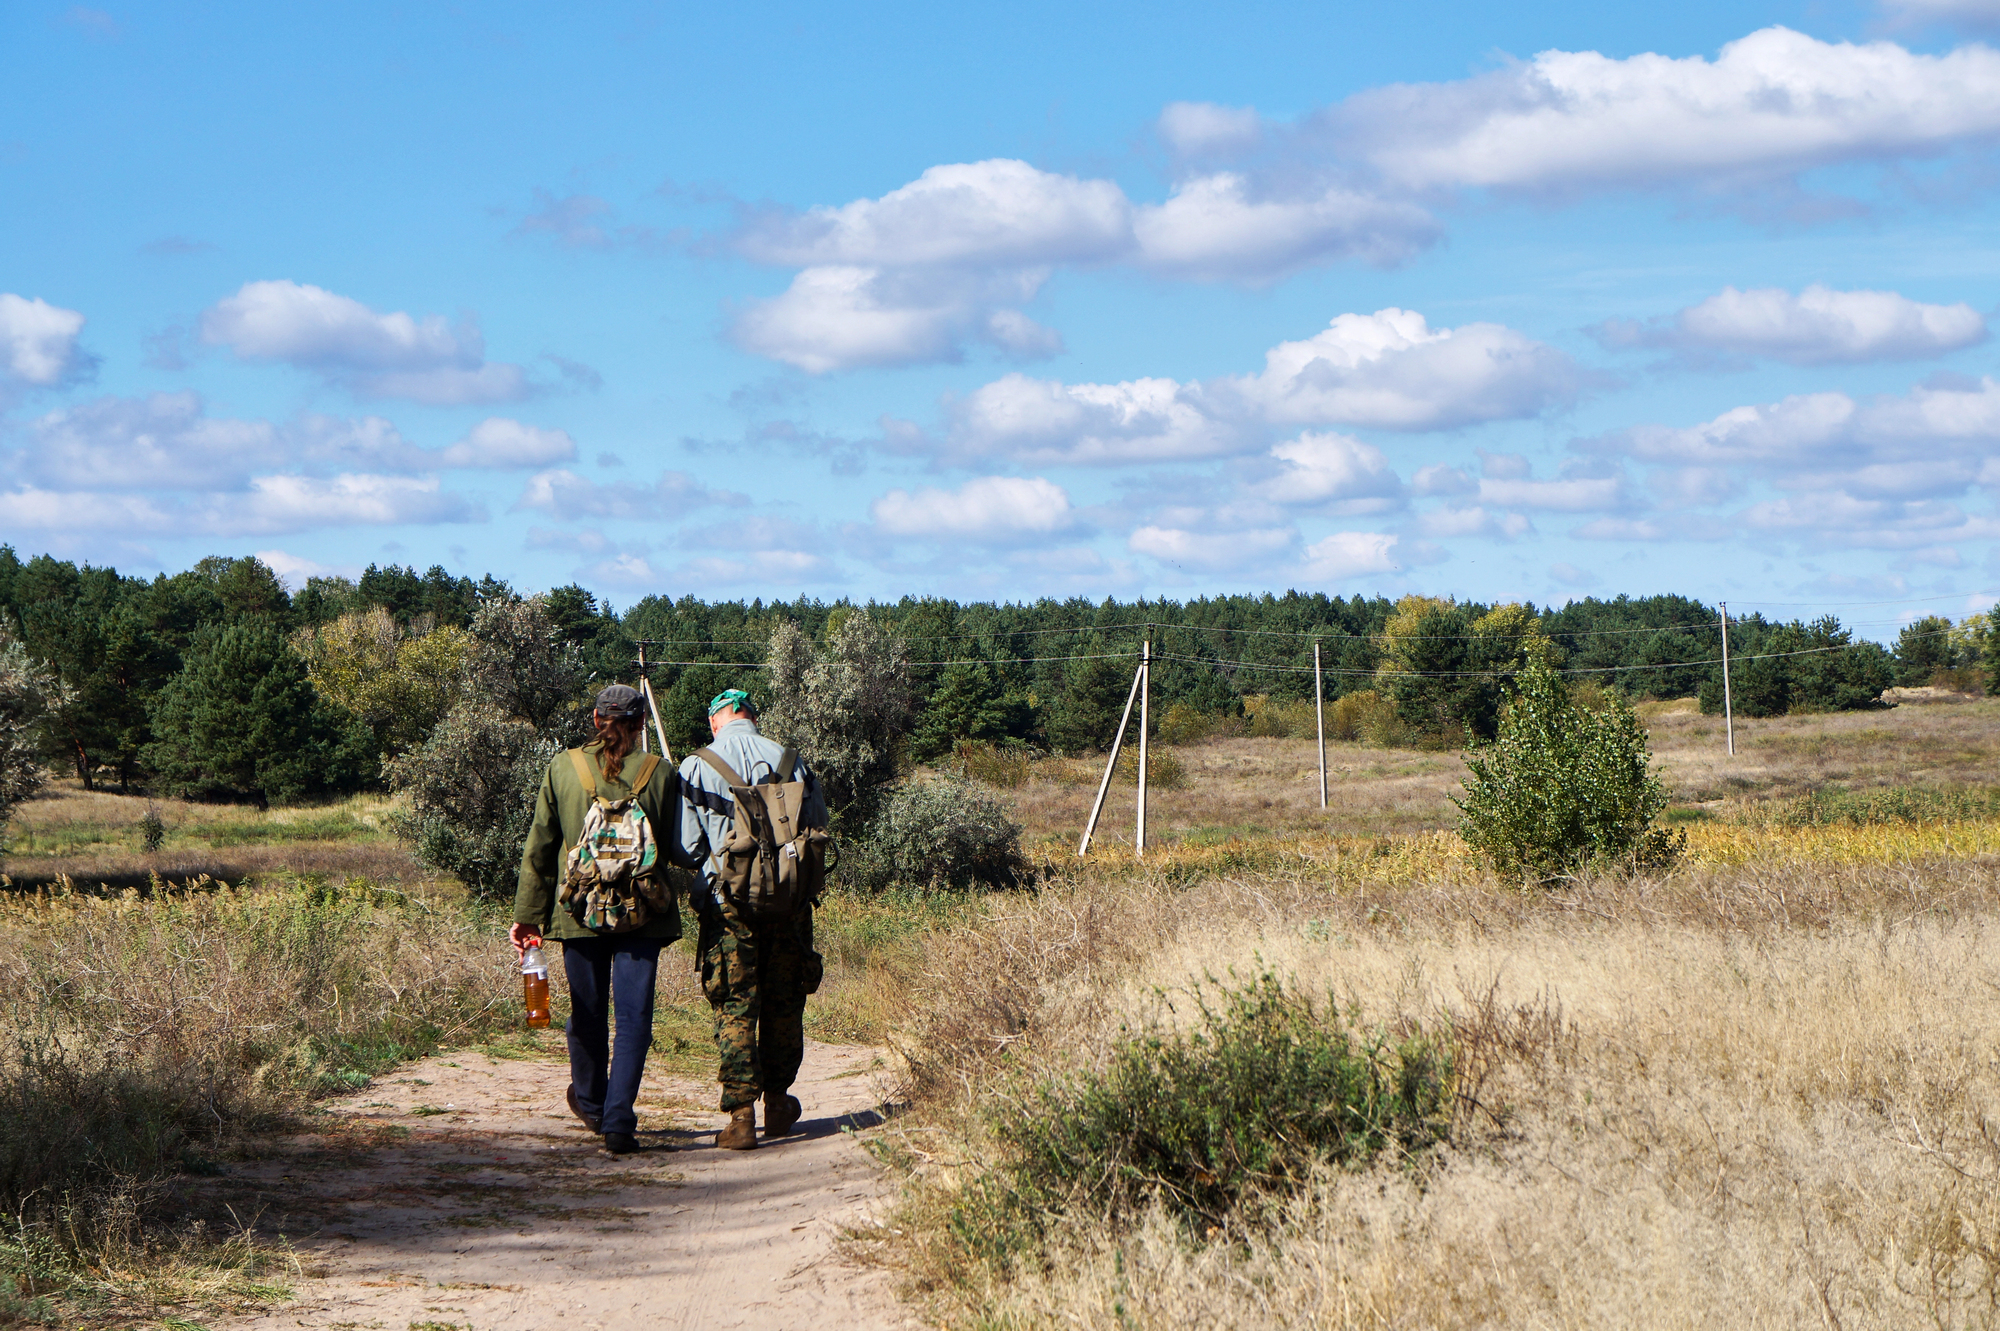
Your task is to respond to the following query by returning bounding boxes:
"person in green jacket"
[511,684,690,1155]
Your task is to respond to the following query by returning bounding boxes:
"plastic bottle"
[522,943,550,1029]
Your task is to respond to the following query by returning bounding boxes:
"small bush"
[955,741,1030,788]
[1114,746,1187,790]
[1455,657,1682,884]
[1158,703,1216,746]
[947,973,1452,1269]
[843,776,1029,892]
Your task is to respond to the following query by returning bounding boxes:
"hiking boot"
[603,1131,641,1155]
[567,1086,600,1133]
[716,1106,759,1151]
[764,1091,802,1138]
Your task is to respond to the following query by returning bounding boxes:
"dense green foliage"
[142,622,377,806]
[1456,658,1683,884]
[948,973,1451,1269]
[843,776,1029,892]
[0,544,1920,806]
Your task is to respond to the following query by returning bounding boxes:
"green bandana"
[708,688,756,717]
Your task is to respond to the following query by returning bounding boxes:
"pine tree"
[143,622,376,805]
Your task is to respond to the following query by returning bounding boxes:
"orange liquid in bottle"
[524,970,551,1028]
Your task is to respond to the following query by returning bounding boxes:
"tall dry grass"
[861,846,2000,1328]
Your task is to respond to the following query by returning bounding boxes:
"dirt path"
[216,1039,918,1330]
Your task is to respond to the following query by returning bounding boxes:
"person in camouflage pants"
[677,689,827,1150]
[696,886,819,1115]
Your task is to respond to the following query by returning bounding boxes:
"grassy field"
[3,692,1999,1326]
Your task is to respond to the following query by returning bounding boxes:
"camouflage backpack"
[557,749,669,933]
[694,745,830,921]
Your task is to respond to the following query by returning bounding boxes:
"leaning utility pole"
[1719,602,1735,758]
[1078,655,1145,857]
[1136,639,1150,859]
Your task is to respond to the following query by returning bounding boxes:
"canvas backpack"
[558,749,669,933]
[694,745,830,921]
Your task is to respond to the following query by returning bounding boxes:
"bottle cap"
[523,943,546,973]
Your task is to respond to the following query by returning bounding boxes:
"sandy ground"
[215,1039,918,1331]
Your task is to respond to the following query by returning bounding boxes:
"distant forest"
[1,546,1977,800]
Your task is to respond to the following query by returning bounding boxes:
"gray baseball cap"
[594,684,646,719]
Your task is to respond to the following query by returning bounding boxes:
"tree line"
[0,545,1979,811]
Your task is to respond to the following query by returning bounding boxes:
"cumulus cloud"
[1222,309,1587,429]
[0,475,480,538]
[734,160,1132,269]
[13,394,576,493]
[724,160,1440,370]
[439,418,577,468]
[1578,372,2000,547]
[1332,27,2000,196]
[1299,530,1405,581]
[200,280,530,404]
[1158,102,1265,158]
[1595,284,1987,364]
[255,549,361,587]
[0,293,91,388]
[1128,523,1297,572]
[948,373,1239,465]
[731,266,1062,373]
[1251,432,1405,511]
[1133,175,1436,279]
[947,309,1581,464]
[871,475,1077,542]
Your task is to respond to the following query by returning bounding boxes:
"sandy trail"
[216,1039,917,1330]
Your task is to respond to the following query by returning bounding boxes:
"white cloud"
[1476,476,1627,511]
[871,475,1077,542]
[200,280,530,404]
[1336,27,2000,195]
[1412,463,1476,496]
[1221,309,1585,430]
[949,373,1239,464]
[1253,432,1404,510]
[1132,174,1438,279]
[254,549,362,587]
[730,266,1062,373]
[1129,524,1297,571]
[1597,284,1986,364]
[945,309,1578,464]
[14,394,571,493]
[440,418,577,468]
[0,294,89,387]
[1416,506,1533,539]
[224,474,481,534]
[1299,531,1404,581]
[733,160,1132,268]
[1158,102,1264,158]
[512,468,740,518]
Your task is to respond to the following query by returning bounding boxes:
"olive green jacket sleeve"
[512,744,688,944]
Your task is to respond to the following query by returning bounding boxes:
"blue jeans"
[560,936,664,1136]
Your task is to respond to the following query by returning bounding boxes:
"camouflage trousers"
[695,887,822,1112]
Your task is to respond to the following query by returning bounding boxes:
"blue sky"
[7,0,2000,637]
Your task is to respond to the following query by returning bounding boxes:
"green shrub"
[1455,657,1682,884]
[948,973,1452,1269]
[955,741,1031,788]
[843,776,1028,892]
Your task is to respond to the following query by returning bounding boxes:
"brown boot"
[764,1091,802,1138]
[716,1105,758,1151]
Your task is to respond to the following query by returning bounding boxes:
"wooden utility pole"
[1136,639,1150,858]
[634,642,674,762]
[1719,602,1735,758]
[1315,642,1327,809]
[1078,656,1145,857]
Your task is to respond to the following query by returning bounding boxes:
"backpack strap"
[567,748,598,798]
[695,746,748,789]
[630,753,661,792]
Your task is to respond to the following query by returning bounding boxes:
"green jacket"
[513,743,691,943]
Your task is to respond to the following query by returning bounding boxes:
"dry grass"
[2,781,426,889]
[984,694,2000,852]
[861,851,2000,1327]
